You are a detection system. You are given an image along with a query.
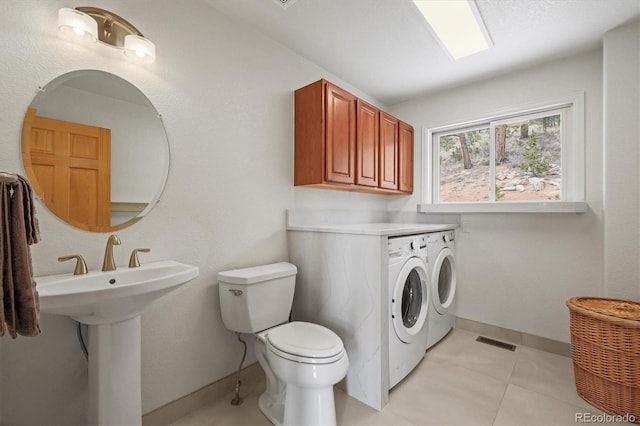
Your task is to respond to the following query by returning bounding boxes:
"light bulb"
[124,35,156,64]
[58,8,98,42]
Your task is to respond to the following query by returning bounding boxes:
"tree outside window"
[435,111,563,203]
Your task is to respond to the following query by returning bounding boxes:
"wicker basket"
[567,297,640,423]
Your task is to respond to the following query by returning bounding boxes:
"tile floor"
[169,328,632,426]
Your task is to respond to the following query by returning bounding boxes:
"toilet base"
[258,392,285,426]
[258,384,338,426]
[284,384,337,426]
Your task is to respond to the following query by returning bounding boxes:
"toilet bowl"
[218,262,349,426]
[256,322,349,426]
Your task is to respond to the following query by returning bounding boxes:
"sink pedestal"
[88,317,142,426]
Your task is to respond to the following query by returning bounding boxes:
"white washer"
[388,233,429,388]
[426,230,457,349]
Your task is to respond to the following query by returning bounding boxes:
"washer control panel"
[388,234,427,256]
[426,230,455,246]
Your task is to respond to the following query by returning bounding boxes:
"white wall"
[390,50,605,344]
[603,20,640,301]
[0,1,388,424]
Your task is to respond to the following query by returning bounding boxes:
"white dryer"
[426,230,457,349]
[388,234,429,388]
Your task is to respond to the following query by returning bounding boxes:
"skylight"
[414,0,493,60]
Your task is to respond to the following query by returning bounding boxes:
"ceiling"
[205,0,640,105]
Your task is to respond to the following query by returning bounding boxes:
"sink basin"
[37,260,199,324]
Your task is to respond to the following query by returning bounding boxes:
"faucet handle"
[58,254,88,275]
[128,248,151,268]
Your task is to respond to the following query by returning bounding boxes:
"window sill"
[419,201,587,214]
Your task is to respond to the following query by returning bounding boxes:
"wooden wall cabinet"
[294,79,413,194]
[398,121,414,193]
[356,99,379,188]
[295,80,356,186]
[379,111,399,191]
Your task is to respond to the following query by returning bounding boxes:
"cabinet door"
[379,112,398,190]
[398,121,414,193]
[325,83,356,184]
[356,100,379,187]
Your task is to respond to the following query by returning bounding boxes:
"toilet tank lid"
[217,262,297,285]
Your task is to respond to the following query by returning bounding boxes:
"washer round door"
[431,247,457,315]
[391,257,429,343]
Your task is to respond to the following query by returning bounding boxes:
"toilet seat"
[265,322,345,364]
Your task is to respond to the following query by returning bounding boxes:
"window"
[422,94,586,213]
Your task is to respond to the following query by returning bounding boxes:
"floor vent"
[271,0,298,9]
[476,336,517,351]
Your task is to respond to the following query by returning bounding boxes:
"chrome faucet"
[102,234,121,272]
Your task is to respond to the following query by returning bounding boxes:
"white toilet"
[218,262,349,426]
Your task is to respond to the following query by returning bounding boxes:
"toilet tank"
[218,262,297,333]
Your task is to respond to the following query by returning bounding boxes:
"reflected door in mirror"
[23,108,112,231]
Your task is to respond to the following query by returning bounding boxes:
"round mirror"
[21,70,169,232]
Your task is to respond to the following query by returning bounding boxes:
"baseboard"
[142,362,262,426]
[454,317,572,357]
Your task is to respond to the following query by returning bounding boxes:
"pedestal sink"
[36,260,199,426]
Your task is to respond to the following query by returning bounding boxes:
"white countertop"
[286,222,457,236]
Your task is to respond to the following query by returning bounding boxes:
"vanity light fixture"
[57,7,156,64]
[58,8,98,42]
[413,0,492,60]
